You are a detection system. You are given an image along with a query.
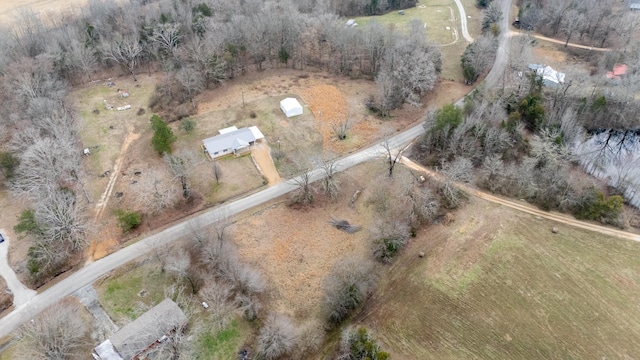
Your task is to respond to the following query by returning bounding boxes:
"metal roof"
[104,299,187,360]
[202,127,264,155]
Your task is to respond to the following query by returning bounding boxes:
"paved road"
[0,230,36,308]
[453,0,474,43]
[0,0,511,340]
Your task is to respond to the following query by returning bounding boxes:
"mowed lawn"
[358,199,640,359]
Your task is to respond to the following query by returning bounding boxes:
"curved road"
[6,0,586,341]
[0,230,36,307]
[453,0,474,43]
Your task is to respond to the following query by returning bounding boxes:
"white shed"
[280,98,303,118]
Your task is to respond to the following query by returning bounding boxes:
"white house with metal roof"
[202,126,265,159]
[528,64,566,87]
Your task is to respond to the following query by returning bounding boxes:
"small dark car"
[0,234,4,243]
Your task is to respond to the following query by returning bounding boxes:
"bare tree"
[381,139,403,177]
[151,22,183,58]
[163,150,202,199]
[167,249,202,294]
[408,185,440,226]
[176,65,204,108]
[134,168,178,214]
[321,157,340,199]
[257,314,300,360]
[211,161,223,184]
[323,255,377,326]
[101,33,144,81]
[292,167,314,204]
[561,9,586,47]
[36,189,88,251]
[440,156,473,208]
[332,118,350,140]
[19,301,88,360]
[199,281,235,330]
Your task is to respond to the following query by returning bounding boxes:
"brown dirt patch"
[300,85,349,151]
[230,161,393,321]
[251,142,280,185]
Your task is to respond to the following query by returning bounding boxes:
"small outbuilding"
[279,97,303,118]
[606,63,629,81]
[528,64,565,87]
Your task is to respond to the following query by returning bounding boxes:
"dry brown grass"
[354,198,640,359]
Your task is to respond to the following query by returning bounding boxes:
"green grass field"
[358,199,640,359]
[97,261,172,323]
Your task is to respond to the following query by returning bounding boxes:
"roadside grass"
[199,154,265,205]
[96,260,172,324]
[195,319,253,360]
[356,199,640,359]
[351,0,483,82]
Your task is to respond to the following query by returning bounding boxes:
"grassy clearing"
[357,199,640,359]
[73,75,158,201]
[96,260,172,323]
[195,320,253,360]
[200,154,265,204]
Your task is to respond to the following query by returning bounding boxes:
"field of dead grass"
[353,198,640,359]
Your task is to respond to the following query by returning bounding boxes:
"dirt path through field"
[251,142,281,185]
[401,156,640,242]
[94,126,140,221]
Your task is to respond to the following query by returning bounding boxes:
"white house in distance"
[202,126,265,159]
[280,97,303,117]
[528,64,566,87]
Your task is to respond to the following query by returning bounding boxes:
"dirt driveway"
[251,142,281,185]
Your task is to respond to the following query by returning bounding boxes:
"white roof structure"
[93,299,187,360]
[280,97,303,118]
[202,126,264,157]
[528,64,565,87]
[218,126,239,134]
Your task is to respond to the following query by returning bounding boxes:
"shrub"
[180,118,196,133]
[0,151,19,180]
[339,327,389,360]
[150,114,176,154]
[14,209,41,236]
[433,104,463,132]
[323,256,377,327]
[574,189,624,224]
[256,314,299,360]
[114,209,142,233]
[373,234,408,263]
